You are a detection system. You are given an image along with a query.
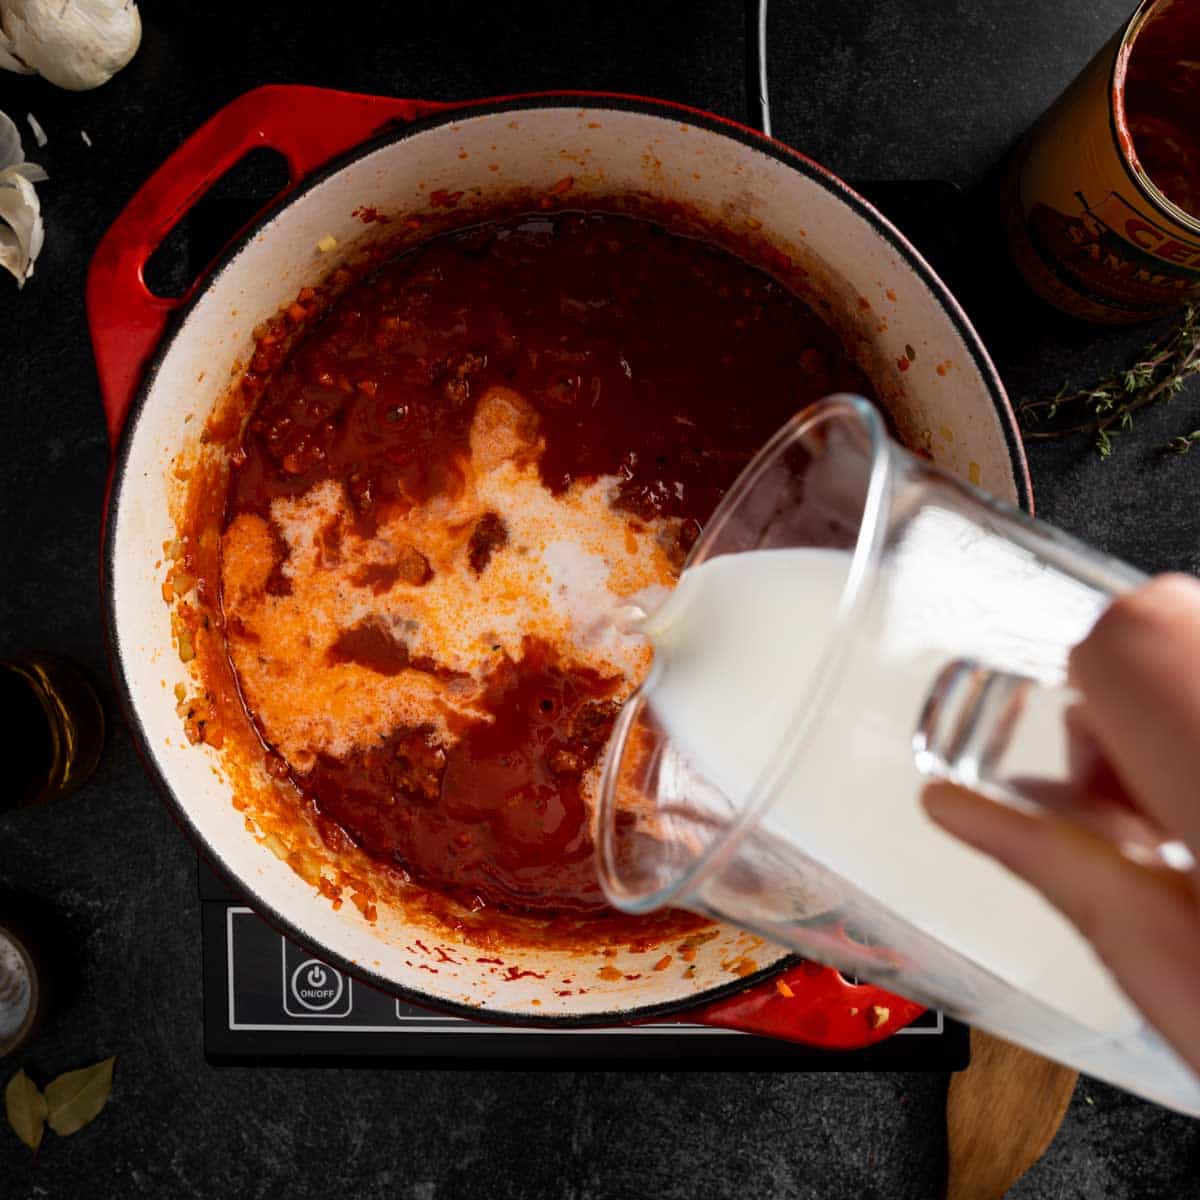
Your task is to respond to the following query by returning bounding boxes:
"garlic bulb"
[0,0,141,91]
[0,109,46,286]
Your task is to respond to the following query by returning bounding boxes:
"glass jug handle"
[912,662,1084,801]
[913,658,1067,801]
[914,658,1194,871]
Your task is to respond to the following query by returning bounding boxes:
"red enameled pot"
[91,85,1028,1046]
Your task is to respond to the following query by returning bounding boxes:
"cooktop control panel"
[201,863,967,1069]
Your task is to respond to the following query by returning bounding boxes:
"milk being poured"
[635,510,1200,1113]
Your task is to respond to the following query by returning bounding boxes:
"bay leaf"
[44,1056,115,1137]
[5,1068,47,1152]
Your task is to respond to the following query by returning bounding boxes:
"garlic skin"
[0,30,31,76]
[0,109,46,286]
[0,0,141,91]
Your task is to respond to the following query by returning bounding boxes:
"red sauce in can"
[1124,1,1200,218]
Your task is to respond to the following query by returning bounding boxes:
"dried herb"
[1019,305,1200,458]
[5,1069,47,1152]
[5,1058,115,1150]
[44,1057,115,1136]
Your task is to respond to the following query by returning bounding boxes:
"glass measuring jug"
[597,394,1200,1115]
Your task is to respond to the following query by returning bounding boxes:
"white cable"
[756,0,772,137]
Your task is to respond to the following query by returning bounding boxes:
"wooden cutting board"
[944,1029,1079,1200]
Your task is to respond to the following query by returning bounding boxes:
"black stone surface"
[2,2,1199,1196]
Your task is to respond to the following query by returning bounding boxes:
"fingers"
[1064,704,1145,818]
[1008,777,1166,851]
[923,782,1200,1076]
[1069,574,1200,857]
[1011,708,1164,849]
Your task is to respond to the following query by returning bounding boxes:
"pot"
[90,86,1029,1047]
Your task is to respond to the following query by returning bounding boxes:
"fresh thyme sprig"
[1018,305,1200,458]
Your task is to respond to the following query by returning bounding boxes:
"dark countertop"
[2,2,1199,1196]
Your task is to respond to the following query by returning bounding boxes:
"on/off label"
[282,945,353,1017]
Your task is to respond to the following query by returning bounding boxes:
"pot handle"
[87,84,454,449]
[665,963,926,1051]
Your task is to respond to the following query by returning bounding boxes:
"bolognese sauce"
[219,212,873,918]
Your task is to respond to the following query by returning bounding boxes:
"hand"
[922,574,1200,1075]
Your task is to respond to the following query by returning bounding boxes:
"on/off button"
[286,957,350,1016]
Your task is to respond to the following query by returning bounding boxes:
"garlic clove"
[0,0,142,91]
[0,111,45,286]
[0,108,23,169]
[9,160,47,182]
[0,109,46,180]
[0,170,44,283]
[0,217,26,280]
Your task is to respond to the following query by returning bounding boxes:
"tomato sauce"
[1124,2,1200,219]
[223,212,873,918]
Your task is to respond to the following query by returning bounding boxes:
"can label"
[1003,0,1200,323]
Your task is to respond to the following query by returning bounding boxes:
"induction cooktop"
[190,179,972,1071]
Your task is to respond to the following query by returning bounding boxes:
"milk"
[638,518,1200,1113]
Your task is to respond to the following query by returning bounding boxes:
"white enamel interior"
[108,100,1018,1021]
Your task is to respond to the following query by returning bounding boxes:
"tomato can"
[1002,0,1200,323]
